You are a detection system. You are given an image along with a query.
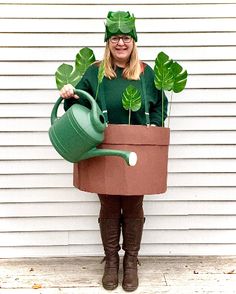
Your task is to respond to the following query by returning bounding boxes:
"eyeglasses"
[109,36,133,44]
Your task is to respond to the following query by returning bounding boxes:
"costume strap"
[140,63,150,126]
[99,82,109,124]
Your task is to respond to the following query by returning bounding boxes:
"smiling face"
[108,35,134,67]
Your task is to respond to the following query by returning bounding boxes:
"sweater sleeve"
[144,64,168,127]
[63,64,98,111]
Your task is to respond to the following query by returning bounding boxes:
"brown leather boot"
[98,218,121,290]
[122,218,145,292]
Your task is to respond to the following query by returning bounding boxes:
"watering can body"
[49,89,137,166]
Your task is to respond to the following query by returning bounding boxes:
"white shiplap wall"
[0,0,236,257]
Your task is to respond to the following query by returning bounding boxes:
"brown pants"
[98,194,144,219]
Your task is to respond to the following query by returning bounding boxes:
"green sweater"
[64,63,168,126]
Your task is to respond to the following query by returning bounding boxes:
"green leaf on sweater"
[122,85,141,124]
[122,85,141,111]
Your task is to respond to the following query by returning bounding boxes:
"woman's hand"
[59,84,79,99]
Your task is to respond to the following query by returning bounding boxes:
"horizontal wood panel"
[0,232,69,246]
[0,174,74,188]
[167,173,236,187]
[0,90,58,103]
[1,215,236,232]
[2,33,236,47]
[1,18,236,33]
[169,145,236,159]
[143,230,236,244]
[140,244,236,256]
[168,117,236,131]
[1,117,236,132]
[171,102,236,116]
[2,172,234,187]
[0,160,73,174]
[1,187,236,202]
[144,201,236,216]
[1,47,236,63]
[0,118,50,131]
[0,146,61,159]
[0,216,101,232]
[0,89,235,103]
[0,245,69,257]
[0,187,97,203]
[71,229,236,244]
[0,132,51,146]
[1,131,236,145]
[1,145,236,160]
[1,4,236,18]
[0,201,100,217]
[4,0,236,4]
[0,104,53,117]
[167,159,236,173]
[1,159,236,174]
[170,131,236,145]
[0,200,236,217]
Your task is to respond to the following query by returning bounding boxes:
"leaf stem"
[95,82,100,101]
[129,109,131,125]
[168,91,173,128]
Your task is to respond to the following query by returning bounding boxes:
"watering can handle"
[50,89,104,131]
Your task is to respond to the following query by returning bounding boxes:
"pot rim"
[103,124,170,146]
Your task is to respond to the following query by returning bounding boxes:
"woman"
[60,11,168,292]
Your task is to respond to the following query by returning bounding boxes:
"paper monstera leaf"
[170,62,188,93]
[106,11,135,34]
[55,47,95,90]
[154,51,187,93]
[122,85,141,124]
[154,51,188,127]
[55,63,81,90]
[95,61,105,100]
[75,47,96,78]
[154,51,174,91]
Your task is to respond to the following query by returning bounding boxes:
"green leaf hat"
[104,11,138,42]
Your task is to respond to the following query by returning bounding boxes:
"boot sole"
[122,285,138,292]
[102,282,118,290]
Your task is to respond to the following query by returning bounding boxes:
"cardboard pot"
[73,124,170,195]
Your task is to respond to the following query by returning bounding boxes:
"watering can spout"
[80,148,137,166]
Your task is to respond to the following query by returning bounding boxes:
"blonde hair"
[102,42,141,80]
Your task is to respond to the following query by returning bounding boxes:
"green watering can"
[49,89,137,166]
